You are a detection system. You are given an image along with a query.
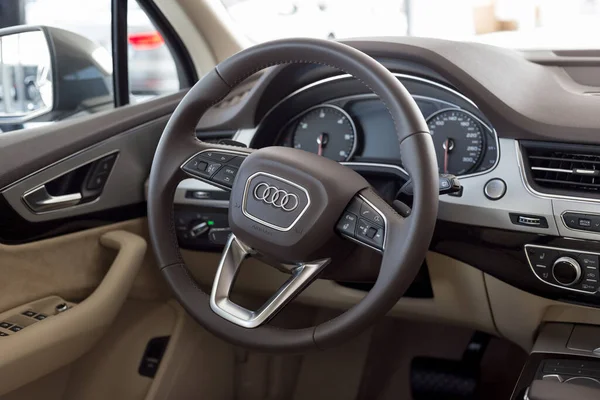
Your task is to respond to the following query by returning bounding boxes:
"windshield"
[221,0,600,50]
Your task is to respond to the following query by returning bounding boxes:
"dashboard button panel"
[562,212,600,234]
[525,245,600,294]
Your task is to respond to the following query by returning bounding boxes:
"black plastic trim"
[136,0,198,88]
[111,0,130,106]
[0,195,145,244]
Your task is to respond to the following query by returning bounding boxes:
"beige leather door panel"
[0,228,147,395]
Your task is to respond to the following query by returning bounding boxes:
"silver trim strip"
[210,234,330,328]
[22,186,82,213]
[524,244,599,295]
[531,166,573,173]
[541,374,563,383]
[564,376,600,385]
[261,73,479,118]
[516,140,600,204]
[241,171,311,232]
[338,194,388,254]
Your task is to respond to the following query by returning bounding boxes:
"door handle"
[22,185,82,212]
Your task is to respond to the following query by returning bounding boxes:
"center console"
[511,323,600,400]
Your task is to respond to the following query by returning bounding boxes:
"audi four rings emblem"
[253,182,299,212]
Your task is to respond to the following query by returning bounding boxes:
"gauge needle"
[316,133,328,156]
[443,138,450,174]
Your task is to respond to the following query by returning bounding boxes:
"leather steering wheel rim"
[147,38,439,352]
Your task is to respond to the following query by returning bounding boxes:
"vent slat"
[525,145,600,194]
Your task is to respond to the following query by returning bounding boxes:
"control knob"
[552,257,582,286]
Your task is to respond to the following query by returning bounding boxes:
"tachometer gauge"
[292,105,357,162]
[427,109,484,175]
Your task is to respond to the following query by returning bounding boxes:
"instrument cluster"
[277,99,498,177]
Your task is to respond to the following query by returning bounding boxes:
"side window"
[128,1,180,102]
[0,0,189,133]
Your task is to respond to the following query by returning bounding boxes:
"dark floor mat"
[356,318,527,400]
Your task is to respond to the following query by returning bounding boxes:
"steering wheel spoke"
[210,234,330,328]
[180,143,253,191]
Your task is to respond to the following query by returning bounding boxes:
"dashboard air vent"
[521,141,600,198]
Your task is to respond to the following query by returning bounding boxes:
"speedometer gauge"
[427,109,484,175]
[292,105,357,162]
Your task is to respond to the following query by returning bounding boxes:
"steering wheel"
[147,38,438,352]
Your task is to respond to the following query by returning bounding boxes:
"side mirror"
[0,26,113,130]
[0,28,52,124]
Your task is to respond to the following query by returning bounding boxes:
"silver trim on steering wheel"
[210,234,330,328]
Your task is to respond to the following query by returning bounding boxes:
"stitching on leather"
[364,187,400,219]
[167,202,184,264]
[219,60,401,139]
[179,263,204,292]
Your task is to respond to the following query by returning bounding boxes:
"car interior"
[2,1,600,399]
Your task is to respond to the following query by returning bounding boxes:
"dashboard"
[181,44,600,312]
[6,36,600,316]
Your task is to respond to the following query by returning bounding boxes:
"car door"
[0,2,236,399]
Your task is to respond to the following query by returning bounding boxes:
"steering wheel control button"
[205,162,222,176]
[196,161,208,172]
[483,178,506,200]
[337,213,358,236]
[359,202,384,226]
[356,218,384,249]
[212,166,238,187]
[201,151,235,163]
[228,156,246,168]
[552,257,582,287]
[347,198,363,215]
